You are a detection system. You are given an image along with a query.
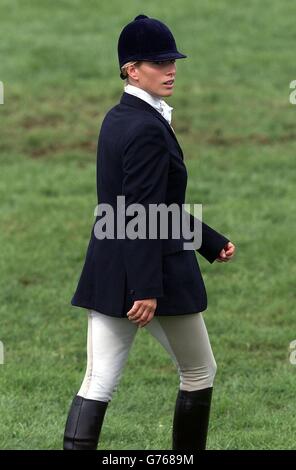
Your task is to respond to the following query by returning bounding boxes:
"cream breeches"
[77,309,217,402]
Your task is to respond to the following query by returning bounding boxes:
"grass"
[0,0,296,450]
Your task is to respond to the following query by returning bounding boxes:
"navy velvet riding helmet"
[117,14,187,79]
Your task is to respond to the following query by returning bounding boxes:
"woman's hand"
[216,241,236,262]
[127,298,157,328]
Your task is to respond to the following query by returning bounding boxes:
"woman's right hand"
[127,298,157,328]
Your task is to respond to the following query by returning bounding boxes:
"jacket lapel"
[119,92,184,160]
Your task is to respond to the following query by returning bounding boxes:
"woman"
[63,14,235,450]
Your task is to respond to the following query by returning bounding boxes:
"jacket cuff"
[129,286,164,301]
[203,234,230,264]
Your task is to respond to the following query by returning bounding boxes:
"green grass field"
[1,0,296,449]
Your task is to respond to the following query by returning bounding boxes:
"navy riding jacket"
[70,92,230,317]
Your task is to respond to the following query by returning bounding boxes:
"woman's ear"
[127,64,138,81]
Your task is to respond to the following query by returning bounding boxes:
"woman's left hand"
[216,241,236,262]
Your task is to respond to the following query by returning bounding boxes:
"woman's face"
[127,60,177,98]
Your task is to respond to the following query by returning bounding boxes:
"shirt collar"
[124,84,174,125]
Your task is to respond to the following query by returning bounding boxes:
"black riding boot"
[63,395,109,450]
[172,387,213,450]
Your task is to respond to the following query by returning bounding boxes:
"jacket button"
[130,289,135,295]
